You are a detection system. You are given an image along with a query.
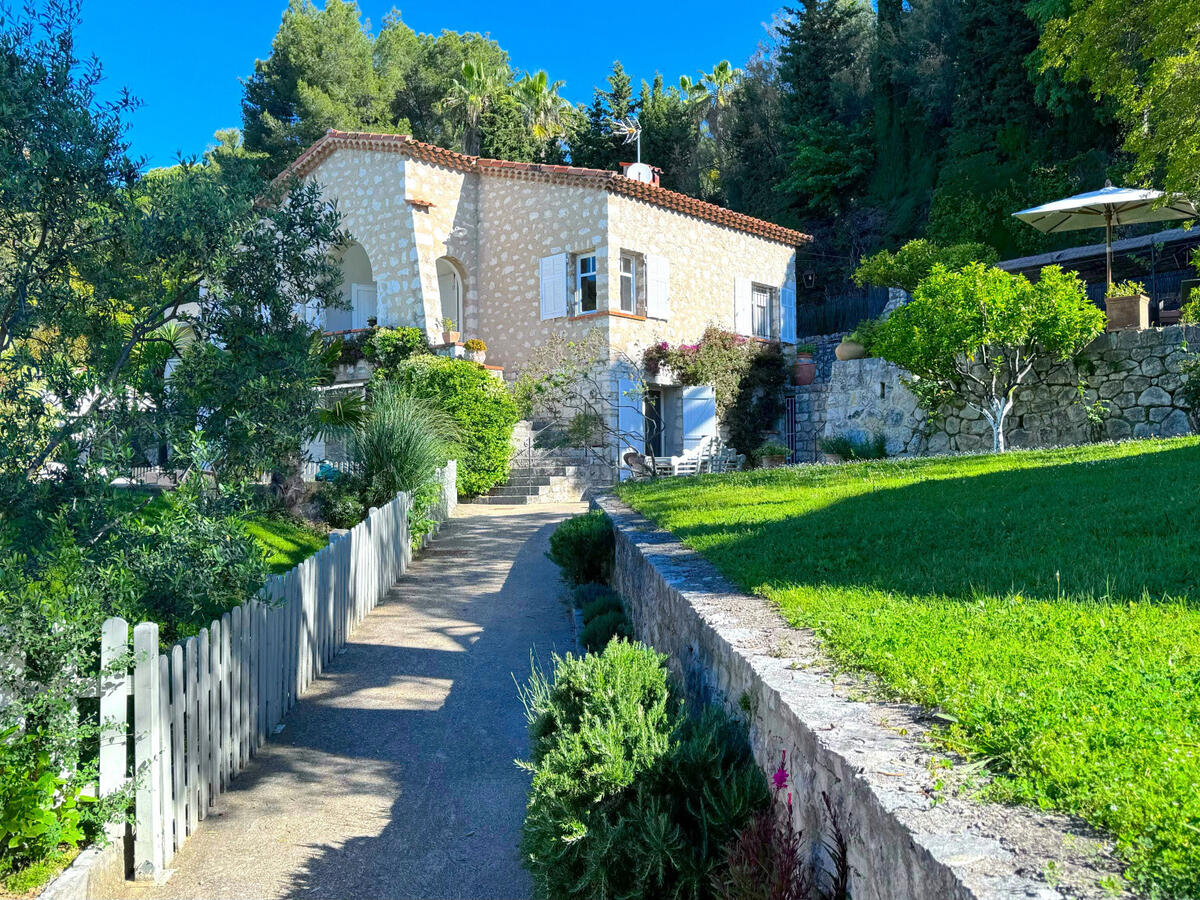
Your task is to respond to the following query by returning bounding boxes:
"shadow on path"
[128,503,583,900]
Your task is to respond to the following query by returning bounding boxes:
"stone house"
[287,130,809,471]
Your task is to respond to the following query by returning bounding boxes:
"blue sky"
[75,0,782,169]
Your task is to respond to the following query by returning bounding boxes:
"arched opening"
[329,242,376,332]
[436,257,463,331]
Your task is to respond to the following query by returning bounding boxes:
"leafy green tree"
[853,239,998,292]
[1037,0,1197,201]
[567,62,636,172]
[722,53,790,223]
[637,74,701,194]
[446,57,507,155]
[872,263,1105,451]
[241,0,392,174]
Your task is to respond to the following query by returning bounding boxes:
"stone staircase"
[471,422,615,504]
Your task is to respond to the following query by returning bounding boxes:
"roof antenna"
[611,117,642,163]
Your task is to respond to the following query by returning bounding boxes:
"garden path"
[126,502,585,900]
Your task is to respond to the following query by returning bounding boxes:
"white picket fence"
[95,462,456,880]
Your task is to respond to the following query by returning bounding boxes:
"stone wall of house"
[599,496,1113,900]
[605,193,797,365]
[814,325,1199,455]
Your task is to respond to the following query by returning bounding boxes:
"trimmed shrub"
[383,356,519,496]
[579,609,631,651]
[316,476,366,528]
[580,592,623,623]
[548,511,614,586]
[519,642,769,900]
[362,326,431,372]
[571,581,617,610]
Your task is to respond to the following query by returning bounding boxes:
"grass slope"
[245,515,328,574]
[618,438,1200,897]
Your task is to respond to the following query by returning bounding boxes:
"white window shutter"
[351,283,377,330]
[646,254,670,319]
[781,284,797,344]
[734,277,752,336]
[681,385,717,452]
[539,253,568,320]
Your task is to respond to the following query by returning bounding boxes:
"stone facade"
[296,133,802,379]
[599,496,1121,900]
[810,326,1198,455]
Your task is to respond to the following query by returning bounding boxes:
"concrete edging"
[597,495,1123,900]
[37,841,125,900]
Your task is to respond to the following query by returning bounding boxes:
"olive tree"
[872,263,1105,452]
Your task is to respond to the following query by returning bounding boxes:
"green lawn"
[245,515,328,573]
[618,438,1200,897]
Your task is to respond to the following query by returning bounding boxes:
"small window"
[751,283,775,339]
[577,253,597,313]
[620,254,637,313]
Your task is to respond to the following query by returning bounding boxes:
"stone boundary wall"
[818,325,1199,456]
[598,496,1122,900]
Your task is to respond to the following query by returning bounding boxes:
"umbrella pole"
[1105,207,1113,286]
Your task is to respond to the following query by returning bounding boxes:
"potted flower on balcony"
[1104,280,1150,332]
[792,343,817,385]
[439,317,460,345]
[753,441,791,469]
[464,338,487,364]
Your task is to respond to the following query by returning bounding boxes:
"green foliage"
[349,382,458,510]
[463,338,486,353]
[1106,280,1146,299]
[1037,0,1200,203]
[845,317,881,353]
[619,438,1200,897]
[362,326,431,371]
[580,593,624,623]
[0,730,87,870]
[644,328,788,454]
[818,433,887,460]
[518,642,769,900]
[315,477,366,528]
[547,511,614,587]
[572,581,619,610]
[579,610,633,653]
[872,263,1105,450]
[852,239,998,293]
[406,480,442,552]
[753,442,791,460]
[381,356,518,496]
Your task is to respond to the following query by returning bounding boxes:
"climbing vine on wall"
[642,326,788,453]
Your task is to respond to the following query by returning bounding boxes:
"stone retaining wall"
[599,495,1121,900]
[818,325,1198,455]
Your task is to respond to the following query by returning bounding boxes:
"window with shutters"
[751,283,775,339]
[576,253,597,313]
[619,254,637,313]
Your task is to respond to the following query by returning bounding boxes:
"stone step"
[502,474,554,486]
[507,466,577,478]
[487,484,547,498]
[469,493,535,505]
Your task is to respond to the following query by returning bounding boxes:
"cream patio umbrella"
[1012,181,1197,285]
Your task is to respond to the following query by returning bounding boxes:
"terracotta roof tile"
[281,130,811,247]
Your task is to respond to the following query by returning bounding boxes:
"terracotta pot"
[467,350,486,364]
[441,330,461,345]
[835,340,866,361]
[792,354,816,386]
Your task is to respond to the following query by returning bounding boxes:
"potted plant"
[464,338,487,364]
[1104,280,1150,332]
[439,317,460,344]
[835,319,878,361]
[792,343,817,385]
[753,441,791,469]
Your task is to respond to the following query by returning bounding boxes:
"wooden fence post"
[156,653,173,865]
[99,618,128,842]
[197,627,211,819]
[170,645,186,851]
[132,622,163,879]
[184,636,200,835]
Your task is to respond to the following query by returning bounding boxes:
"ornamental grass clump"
[518,641,769,900]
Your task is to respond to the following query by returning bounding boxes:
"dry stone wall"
[819,325,1198,455]
[600,496,1117,900]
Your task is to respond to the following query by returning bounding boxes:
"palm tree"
[513,70,570,143]
[446,58,505,155]
[690,60,742,141]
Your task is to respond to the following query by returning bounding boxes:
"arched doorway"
[329,243,376,331]
[436,257,463,331]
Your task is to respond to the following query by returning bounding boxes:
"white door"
[351,283,378,330]
[681,385,717,452]
[617,377,644,481]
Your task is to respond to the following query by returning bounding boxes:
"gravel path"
[121,503,584,900]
